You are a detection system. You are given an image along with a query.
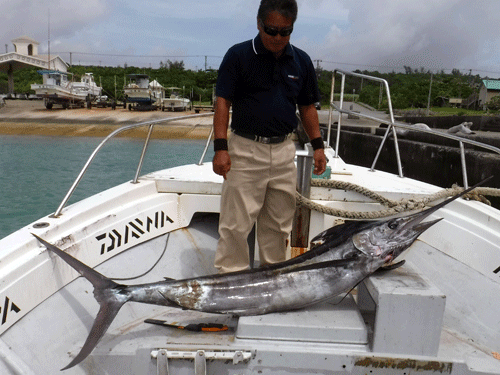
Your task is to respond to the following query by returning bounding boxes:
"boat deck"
[2,67,500,373]
[146,147,442,201]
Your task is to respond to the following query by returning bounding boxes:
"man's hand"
[313,149,327,175]
[213,150,231,179]
[298,103,327,175]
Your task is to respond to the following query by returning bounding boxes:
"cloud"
[309,0,500,74]
[1,0,110,44]
[297,0,348,23]
[2,0,499,75]
[124,0,260,20]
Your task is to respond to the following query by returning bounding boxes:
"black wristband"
[310,137,324,150]
[214,138,228,152]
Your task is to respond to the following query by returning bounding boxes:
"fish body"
[33,178,489,369]
[128,253,370,316]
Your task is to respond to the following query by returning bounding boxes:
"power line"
[50,51,500,76]
[51,51,224,59]
[320,60,500,76]
[321,60,401,70]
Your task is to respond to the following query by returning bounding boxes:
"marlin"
[33,178,490,370]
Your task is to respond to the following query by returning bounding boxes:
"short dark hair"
[257,0,298,24]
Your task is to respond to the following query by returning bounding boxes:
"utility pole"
[313,60,322,79]
[426,73,433,116]
[47,8,51,70]
[205,56,208,71]
[378,84,383,109]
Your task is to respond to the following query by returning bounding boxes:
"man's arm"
[298,103,327,175]
[212,96,232,179]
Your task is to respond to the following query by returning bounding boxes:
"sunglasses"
[260,21,293,37]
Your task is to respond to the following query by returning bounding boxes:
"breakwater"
[402,115,500,132]
[326,125,500,208]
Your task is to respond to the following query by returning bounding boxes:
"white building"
[0,36,68,94]
[11,36,39,56]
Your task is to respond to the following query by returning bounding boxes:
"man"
[212,0,326,273]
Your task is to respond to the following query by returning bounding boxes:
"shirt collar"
[252,34,294,58]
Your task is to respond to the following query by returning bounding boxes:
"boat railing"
[329,69,500,189]
[52,112,214,218]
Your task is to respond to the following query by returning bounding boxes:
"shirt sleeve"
[216,47,240,102]
[296,53,320,106]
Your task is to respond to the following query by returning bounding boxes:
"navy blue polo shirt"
[216,34,320,137]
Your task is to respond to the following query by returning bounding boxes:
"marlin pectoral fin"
[311,221,370,246]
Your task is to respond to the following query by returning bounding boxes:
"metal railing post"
[133,123,155,184]
[327,72,335,155]
[198,126,214,166]
[334,73,346,158]
[52,112,214,217]
[330,69,500,185]
[383,79,403,177]
[459,141,469,189]
[370,124,392,172]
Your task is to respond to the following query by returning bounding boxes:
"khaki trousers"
[214,134,297,273]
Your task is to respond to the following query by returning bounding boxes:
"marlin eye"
[388,221,398,230]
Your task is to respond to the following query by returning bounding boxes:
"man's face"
[258,11,293,57]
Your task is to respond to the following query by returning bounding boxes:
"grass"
[429,107,488,116]
[392,106,499,117]
[192,101,212,106]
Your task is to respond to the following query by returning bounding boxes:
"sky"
[2,0,500,77]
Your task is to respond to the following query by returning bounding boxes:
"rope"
[110,233,170,281]
[297,180,500,220]
[310,179,398,207]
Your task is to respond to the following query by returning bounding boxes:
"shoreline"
[0,121,213,139]
[0,100,214,139]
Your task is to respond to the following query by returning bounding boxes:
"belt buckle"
[259,136,271,144]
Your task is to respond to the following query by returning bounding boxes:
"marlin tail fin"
[33,234,129,370]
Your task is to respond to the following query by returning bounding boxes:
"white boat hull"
[31,72,102,108]
[123,87,155,104]
[7,63,500,372]
[31,84,88,102]
[1,148,499,374]
[161,97,190,111]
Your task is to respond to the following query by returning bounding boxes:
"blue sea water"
[0,135,214,240]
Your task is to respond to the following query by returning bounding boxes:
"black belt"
[233,130,291,144]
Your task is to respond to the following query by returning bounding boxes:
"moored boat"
[161,86,191,112]
[1,71,500,374]
[31,70,102,109]
[123,74,157,110]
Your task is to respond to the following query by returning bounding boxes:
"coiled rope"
[296,179,500,220]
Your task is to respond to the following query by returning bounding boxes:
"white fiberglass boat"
[123,74,157,110]
[161,87,190,112]
[1,70,499,374]
[31,71,102,109]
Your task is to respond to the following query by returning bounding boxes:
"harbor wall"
[402,115,500,132]
[326,126,500,207]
